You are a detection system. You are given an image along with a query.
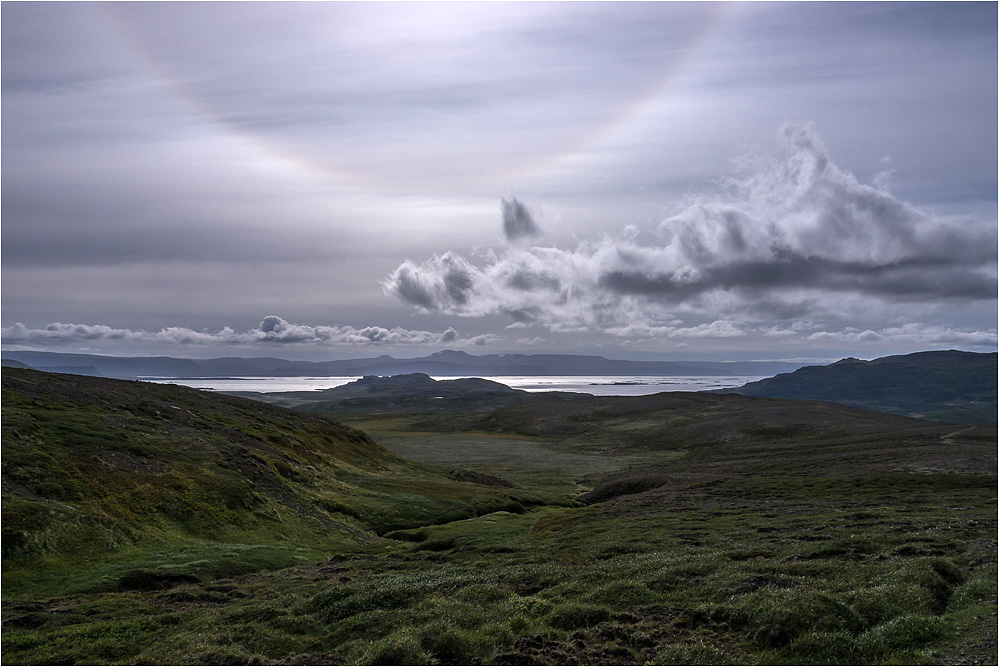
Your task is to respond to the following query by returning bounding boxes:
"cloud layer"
[3,4,995,360]
[2,316,495,349]
[385,125,997,339]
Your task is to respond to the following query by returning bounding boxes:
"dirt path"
[941,426,977,445]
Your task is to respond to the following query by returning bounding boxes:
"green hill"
[728,350,997,424]
[2,368,536,595]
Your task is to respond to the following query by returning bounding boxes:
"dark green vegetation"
[729,350,997,424]
[3,367,996,665]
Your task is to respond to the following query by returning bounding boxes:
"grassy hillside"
[3,368,996,665]
[1,368,538,597]
[316,395,998,665]
[729,350,997,424]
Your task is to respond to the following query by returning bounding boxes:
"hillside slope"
[727,350,997,424]
[1,368,534,582]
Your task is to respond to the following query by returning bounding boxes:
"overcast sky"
[2,1,996,362]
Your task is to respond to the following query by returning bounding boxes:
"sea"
[141,375,766,396]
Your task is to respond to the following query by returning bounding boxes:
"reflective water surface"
[141,375,764,395]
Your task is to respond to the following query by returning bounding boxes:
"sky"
[2,1,996,363]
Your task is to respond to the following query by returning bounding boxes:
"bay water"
[142,375,764,396]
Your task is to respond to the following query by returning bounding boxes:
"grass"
[2,367,996,664]
[1,369,541,596]
[4,497,995,664]
[6,469,993,664]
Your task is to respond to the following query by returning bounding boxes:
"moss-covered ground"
[2,368,995,664]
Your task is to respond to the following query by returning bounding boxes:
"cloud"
[385,125,997,338]
[516,336,549,346]
[804,324,997,348]
[470,334,501,346]
[501,197,541,241]
[1,317,490,349]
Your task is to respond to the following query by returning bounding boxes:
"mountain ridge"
[1,349,804,379]
[726,349,997,424]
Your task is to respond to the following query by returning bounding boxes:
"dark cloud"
[388,264,439,310]
[501,198,541,241]
[384,253,481,312]
[443,262,475,305]
[601,255,995,303]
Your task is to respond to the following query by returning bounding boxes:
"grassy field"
[2,368,996,664]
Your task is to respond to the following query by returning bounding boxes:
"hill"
[727,350,997,424]
[232,372,551,413]
[1,368,537,590]
[0,359,34,370]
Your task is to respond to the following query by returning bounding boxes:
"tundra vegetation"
[2,367,996,665]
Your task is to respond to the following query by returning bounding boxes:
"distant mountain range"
[225,350,997,425]
[0,349,803,379]
[240,350,995,425]
[726,350,997,424]
[5,348,994,423]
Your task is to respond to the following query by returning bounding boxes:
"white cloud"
[515,336,549,346]
[806,324,997,348]
[1,316,490,349]
[385,125,996,340]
